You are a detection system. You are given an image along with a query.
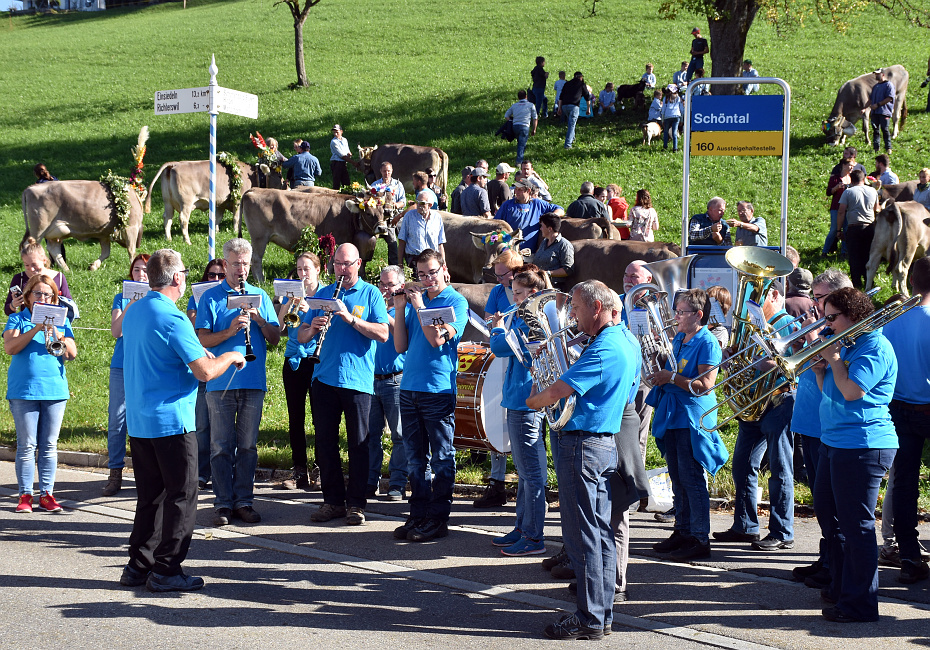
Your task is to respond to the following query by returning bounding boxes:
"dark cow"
[878,180,918,203]
[240,189,388,282]
[568,240,681,293]
[823,65,908,146]
[22,180,144,272]
[356,144,449,196]
[442,214,519,284]
[560,217,620,241]
[865,199,930,295]
[451,282,496,343]
[145,160,282,244]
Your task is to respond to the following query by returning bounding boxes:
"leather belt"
[374,371,403,381]
[890,399,930,413]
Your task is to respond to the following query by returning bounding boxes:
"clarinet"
[238,278,257,362]
[308,275,345,365]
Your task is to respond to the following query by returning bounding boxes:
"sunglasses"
[207,272,226,279]
[824,313,840,322]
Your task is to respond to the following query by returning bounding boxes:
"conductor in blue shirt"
[121,249,245,592]
[527,280,639,641]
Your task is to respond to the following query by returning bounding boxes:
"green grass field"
[1,0,928,504]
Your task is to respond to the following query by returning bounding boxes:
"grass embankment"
[0,0,928,504]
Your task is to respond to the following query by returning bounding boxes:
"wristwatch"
[441,329,451,344]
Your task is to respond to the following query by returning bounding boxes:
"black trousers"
[282,356,315,468]
[330,160,350,189]
[127,432,198,577]
[845,222,875,289]
[311,380,371,508]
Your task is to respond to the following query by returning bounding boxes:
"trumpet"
[44,324,65,357]
[308,275,345,365]
[283,294,302,328]
[238,278,257,362]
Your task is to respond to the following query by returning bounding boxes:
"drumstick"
[220,366,240,399]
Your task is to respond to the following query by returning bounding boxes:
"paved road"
[1,461,928,649]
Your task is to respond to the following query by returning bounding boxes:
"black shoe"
[198,479,208,490]
[653,530,688,553]
[146,571,205,593]
[408,518,449,542]
[654,507,675,523]
[119,564,149,587]
[365,485,378,499]
[473,479,507,508]
[233,506,261,524]
[542,545,567,571]
[637,497,649,512]
[792,560,823,581]
[822,606,868,623]
[668,537,711,562]
[543,613,604,640]
[294,466,311,490]
[805,568,831,589]
[213,507,232,527]
[550,559,576,580]
[751,535,794,551]
[899,559,930,584]
[713,529,760,543]
[393,517,423,540]
[820,587,837,604]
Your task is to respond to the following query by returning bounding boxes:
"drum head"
[478,355,510,454]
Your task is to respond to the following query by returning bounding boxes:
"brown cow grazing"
[145,160,281,245]
[355,144,449,197]
[239,189,388,282]
[568,240,681,293]
[560,217,620,241]
[442,213,519,284]
[823,65,909,146]
[22,180,143,273]
[865,199,930,295]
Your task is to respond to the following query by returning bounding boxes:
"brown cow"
[878,180,918,203]
[145,160,282,245]
[568,240,681,293]
[823,65,908,146]
[560,217,620,241]
[240,189,387,282]
[21,180,144,272]
[356,144,449,196]
[451,282,496,343]
[441,214,518,284]
[865,199,930,295]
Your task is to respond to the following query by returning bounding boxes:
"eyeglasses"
[675,309,696,316]
[207,272,226,279]
[333,259,358,268]
[228,261,249,268]
[31,291,53,300]
[417,268,442,281]
[813,294,829,302]
[181,269,190,275]
[824,313,840,322]
[495,270,514,280]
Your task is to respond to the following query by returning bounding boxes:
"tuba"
[517,289,579,430]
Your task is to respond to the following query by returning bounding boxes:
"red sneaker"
[39,493,63,512]
[15,494,33,513]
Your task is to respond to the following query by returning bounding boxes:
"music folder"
[30,302,68,327]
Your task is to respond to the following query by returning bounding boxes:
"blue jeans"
[664,427,710,543]
[11,398,67,496]
[557,433,616,630]
[731,394,795,540]
[563,104,580,147]
[508,409,546,541]
[532,85,547,117]
[823,209,849,256]
[514,124,530,164]
[490,452,507,481]
[870,113,892,151]
[206,389,264,510]
[686,56,704,82]
[891,405,930,561]
[194,381,211,483]
[401,390,456,519]
[663,117,680,150]
[107,367,127,469]
[814,444,895,622]
[368,374,407,490]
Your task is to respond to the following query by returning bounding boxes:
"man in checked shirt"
[688,197,731,246]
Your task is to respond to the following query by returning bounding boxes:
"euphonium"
[517,289,578,430]
[238,278,257,362]
[44,325,65,357]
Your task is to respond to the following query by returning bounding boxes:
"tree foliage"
[274,0,323,88]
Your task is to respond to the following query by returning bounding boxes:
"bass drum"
[454,343,510,454]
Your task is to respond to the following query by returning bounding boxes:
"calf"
[641,121,662,145]
[616,79,647,111]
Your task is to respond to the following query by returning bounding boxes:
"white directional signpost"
[153,55,258,260]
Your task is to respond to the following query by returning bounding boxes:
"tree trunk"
[294,18,308,87]
[708,0,759,94]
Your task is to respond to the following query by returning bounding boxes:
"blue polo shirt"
[559,324,638,434]
[791,370,823,438]
[308,279,388,394]
[110,292,131,369]
[820,329,898,449]
[284,295,317,370]
[496,198,563,252]
[400,285,469,394]
[489,318,534,412]
[123,291,206,438]
[5,309,73,400]
[484,283,513,316]
[196,280,278,392]
[880,305,930,404]
[374,305,407,375]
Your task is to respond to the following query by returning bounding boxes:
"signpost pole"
[208,55,218,261]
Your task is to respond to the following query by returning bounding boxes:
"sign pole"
[208,55,218,261]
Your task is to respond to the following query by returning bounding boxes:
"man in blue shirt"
[397,191,446,269]
[329,124,352,190]
[392,249,469,543]
[122,249,245,593]
[869,69,896,153]
[528,280,638,640]
[196,238,280,527]
[688,197,731,246]
[496,179,564,252]
[282,141,323,187]
[298,243,389,526]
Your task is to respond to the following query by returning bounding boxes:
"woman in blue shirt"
[488,267,548,556]
[660,85,683,152]
[103,253,149,497]
[812,287,898,623]
[5,274,77,514]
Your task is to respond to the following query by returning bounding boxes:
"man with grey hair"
[196,238,280,527]
[727,201,768,246]
[528,280,639,639]
[689,197,731,246]
[397,190,446,269]
[121,249,246,592]
[566,181,609,220]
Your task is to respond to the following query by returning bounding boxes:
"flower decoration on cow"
[358,192,386,212]
[250,131,283,177]
[128,126,149,201]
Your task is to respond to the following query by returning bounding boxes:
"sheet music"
[305,297,347,313]
[628,308,650,337]
[467,309,490,338]
[30,302,68,327]
[709,298,727,326]
[504,328,525,365]
[192,281,221,306]
[122,280,149,302]
[746,299,766,329]
[418,305,456,328]
[226,294,262,311]
[273,279,305,299]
